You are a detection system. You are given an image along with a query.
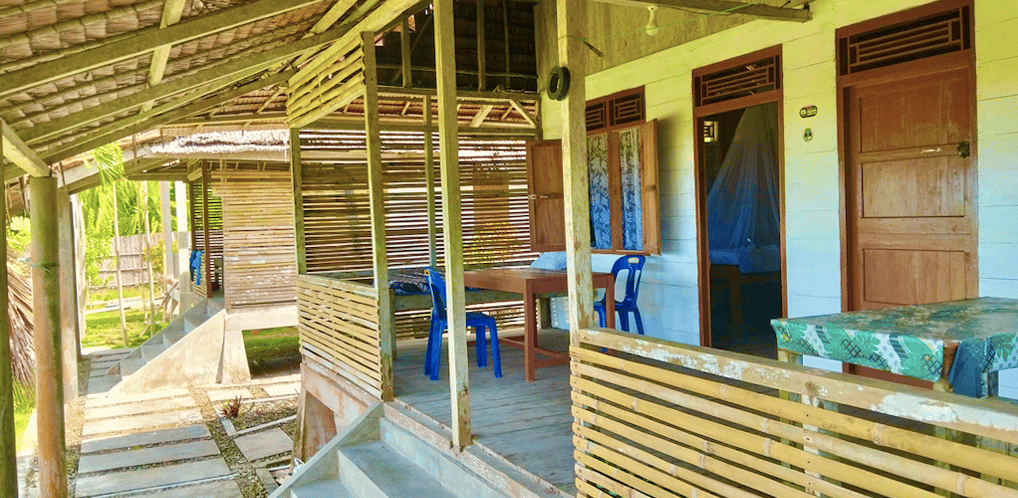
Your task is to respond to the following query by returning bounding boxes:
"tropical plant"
[6,215,35,403]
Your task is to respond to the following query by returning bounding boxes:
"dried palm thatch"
[7,247,34,403]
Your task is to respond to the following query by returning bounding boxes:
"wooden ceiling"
[0,0,809,187]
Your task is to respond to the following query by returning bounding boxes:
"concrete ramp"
[106,297,251,395]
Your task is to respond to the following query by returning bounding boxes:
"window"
[527,87,660,254]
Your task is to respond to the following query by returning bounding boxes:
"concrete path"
[66,351,301,497]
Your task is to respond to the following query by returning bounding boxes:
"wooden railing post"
[425,94,438,268]
[31,175,68,498]
[0,136,16,497]
[289,128,307,275]
[434,0,472,450]
[57,187,80,402]
[557,0,593,337]
[363,31,395,401]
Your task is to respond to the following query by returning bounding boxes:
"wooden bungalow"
[1,0,1018,497]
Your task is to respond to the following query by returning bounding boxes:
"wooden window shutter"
[526,140,566,252]
[640,119,660,255]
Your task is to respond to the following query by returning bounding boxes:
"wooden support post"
[202,163,212,296]
[434,0,472,450]
[557,0,594,335]
[401,19,412,89]
[31,176,68,498]
[363,31,395,401]
[0,139,16,498]
[424,95,438,268]
[57,188,79,402]
[175,181,191,311]
[289,129,307,275]
[476,0,486,91]
[141,181,157,335]
[112,181,128,345]
[160,182,173,309]
[502,0,510,88]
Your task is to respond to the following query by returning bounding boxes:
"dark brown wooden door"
[845,66,976,312]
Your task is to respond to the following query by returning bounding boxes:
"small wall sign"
[800,105,818,118]
[803,128,813,142]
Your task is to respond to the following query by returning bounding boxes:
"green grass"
[86,285,162,310]
[14,384,35,451]
[243,327,300,366]
[83,307,169,349]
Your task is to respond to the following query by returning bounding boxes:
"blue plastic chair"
[424,270,502,380]
[594,255,646,335]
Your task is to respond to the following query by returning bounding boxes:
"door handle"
[957,141,970,158]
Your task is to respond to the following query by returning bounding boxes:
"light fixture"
[646,6,659,37]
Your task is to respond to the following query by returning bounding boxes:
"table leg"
[524,289,537,382]
[605,280,616,329]
[537,297,552,331]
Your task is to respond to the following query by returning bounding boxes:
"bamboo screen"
[213,169,297,311]
[189,171,224,297]
[299,130,535,338]
[571,328,1018,498]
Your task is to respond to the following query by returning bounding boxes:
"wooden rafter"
[0,0,322,101]
[508,99,538,127]
[594,0,812,22]
[470,105,494,127]
[21,26,353,146]
[1,120,48,177]
[44,71,295,165]
[143,0,189,112]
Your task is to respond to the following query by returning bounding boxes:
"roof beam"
[508,99,538,128]
[593,0,811,22]
[470,105,494,127]
[21,25,350,145]
[1,120,49,177]
[43,71,294,165]
[143,0,189,112]
[0,0,322,101]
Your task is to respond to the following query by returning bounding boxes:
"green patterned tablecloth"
[771,298,1018,392]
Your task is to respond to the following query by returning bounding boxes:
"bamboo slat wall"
[572,328,1018,498]
[213,170,297,311]
[297,274,385,399]
[189,173,223,297]
[299,130,534,338]
[287,37,365,129]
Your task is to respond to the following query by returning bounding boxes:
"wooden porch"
[394,328,576,495]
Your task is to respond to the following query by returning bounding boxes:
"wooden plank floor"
[394,329,576,495]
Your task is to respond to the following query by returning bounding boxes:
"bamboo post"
[476,0,486,91]
[558,0,594,335]
[0,154,17,498]
[202,164,212,296]
[142,181,156,334]
[57,187,79,402]
[112,181,128,346]
[160,182,172,309]
[174,181,191,312]
[290,128,307,275]
[31,176,68,498]
[424,95,438,268]
[401,18,412,89]
[434,0,472,450]
[363,31,395,401]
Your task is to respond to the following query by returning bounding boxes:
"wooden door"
[845,66,976,312]
[526,140,565,251]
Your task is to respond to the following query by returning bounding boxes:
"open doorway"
[698,102,783,359]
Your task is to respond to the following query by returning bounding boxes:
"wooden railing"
[572,328,1018,498]
[297,274,389,400]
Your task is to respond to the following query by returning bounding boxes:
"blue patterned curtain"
[618,128,643,251]
[587,134,611,249]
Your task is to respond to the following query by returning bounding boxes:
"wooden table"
[771,298,1018,397]
[463,267,615,381]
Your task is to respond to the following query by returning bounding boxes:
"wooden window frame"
[527,86,660,255]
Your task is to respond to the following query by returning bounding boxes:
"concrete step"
[141,344,167,363]
[163,328,187,346]
[291,479,354,498]
[338,439,456,498]
[120,356,146,376]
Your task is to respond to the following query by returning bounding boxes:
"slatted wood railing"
[297,274,387,399]
[572,328,1018,498]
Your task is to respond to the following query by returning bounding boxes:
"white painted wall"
[542,0,1018,389]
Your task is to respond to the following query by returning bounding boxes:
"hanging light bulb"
[646,6,659,36]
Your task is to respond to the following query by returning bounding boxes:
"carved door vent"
[586,89,645,131]
[694,55,780,107]
[839,6,971,75]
